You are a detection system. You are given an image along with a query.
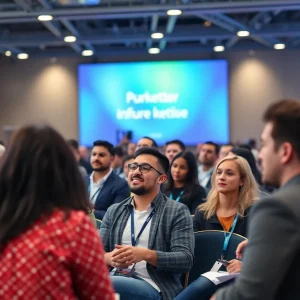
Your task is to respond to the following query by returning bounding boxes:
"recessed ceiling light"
[151,32,164,39]
[237,30,250,37]
[82,50,94,56]
[148,48,160,54]
[17,53,29,60]
[5,50,12,57]
[274,43,285,50]
[204,21,212,27]
[38,15,53,21]
[64,36,77,43]
[167,9,182,16]
[213,45,225,52]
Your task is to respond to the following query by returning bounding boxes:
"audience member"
[112,146,125,176]
[119,155,135,180]
[100,147,194,300]
[177,155,258,300]
[67,139,88,177]
[84,140,130,219]
[136,136,158,150]
[214,99,300,300]
[219,144,234,160]
[164,139,186,163]
[79,145,93,175]
[198,142,220,191]
[127,142,136,156]
[163,151,206,214]
[0,125,114,299]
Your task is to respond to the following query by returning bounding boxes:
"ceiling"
[1,0,300,58]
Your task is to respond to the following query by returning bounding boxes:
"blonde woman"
[175,155,259,300]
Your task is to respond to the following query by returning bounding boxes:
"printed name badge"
[113,264,135,277]
[210,261,223,272]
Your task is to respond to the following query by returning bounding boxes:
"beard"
[93,166,110,172]
[130,186,147,195]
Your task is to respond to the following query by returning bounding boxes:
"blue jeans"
[110,275,162,300]
[174,276,234,300]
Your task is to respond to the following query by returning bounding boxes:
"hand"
[104,248,132,269]
[210,295,216,300]
[111,245,147,265]
[236,240,248,259]
[226,259,242,274]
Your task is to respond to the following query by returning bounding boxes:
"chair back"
[188,230,246,285]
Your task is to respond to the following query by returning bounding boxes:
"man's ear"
[158,174,167,184]
[280,142,293,165]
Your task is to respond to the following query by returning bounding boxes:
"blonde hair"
[199,155,259,219]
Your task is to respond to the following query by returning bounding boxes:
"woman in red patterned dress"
[0,125,115,300]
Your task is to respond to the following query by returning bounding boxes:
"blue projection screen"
[78,60,228,146]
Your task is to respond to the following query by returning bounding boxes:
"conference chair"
[187,230,247,285]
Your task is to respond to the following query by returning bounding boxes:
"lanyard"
[169,190,184,202]
[88,184,102,204]
[130,207,156,247]
[221,214,238,259]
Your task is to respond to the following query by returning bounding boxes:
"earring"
[239,185,243,191]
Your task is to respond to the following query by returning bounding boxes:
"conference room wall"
[0,50,299,145]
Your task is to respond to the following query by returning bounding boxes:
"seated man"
[85,140,130,219]
[100,147,195,300]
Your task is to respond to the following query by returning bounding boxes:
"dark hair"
[239,144,252,151]
[248,139,257,149]
[93,140,115,156]
[165,151,199,200]
[0,141,5,146]
[122,155,135,168]
[165,139,186,151]
[204,141,220,155]
[0,125,91,247]
[142,136,158,148]
[67,139,79,150]
[134,147,169,174]
[263,99,300,159]
[231,147,262,185]
[114,146,124,157]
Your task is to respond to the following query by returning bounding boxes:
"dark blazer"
[193,208,251,237]
[100,192,195,300]
[164,184,206,214]
[84,172,130,220]
[216,174,300,300]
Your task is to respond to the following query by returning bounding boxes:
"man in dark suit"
[85,140,130,220]
[213,99,300,300]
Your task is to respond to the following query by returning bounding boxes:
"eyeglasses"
[128,163,163,175]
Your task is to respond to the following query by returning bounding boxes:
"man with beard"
[85,140,130,220]
[100,147,194,300]
[212,99,300,300]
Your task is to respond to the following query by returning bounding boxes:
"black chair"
[188,230,246,285]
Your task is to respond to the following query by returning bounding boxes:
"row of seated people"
[0,124,257,299]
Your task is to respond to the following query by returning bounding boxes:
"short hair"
[134,147,169,174]
[93,140,115,156]
[203,141,220,155]
[67,139,79,150]
[142,136,158,148]
[122,155,135,168]
[0,124,90,246]
[165,139,186,151]
[263,99,300,159]
[114,146,124,157]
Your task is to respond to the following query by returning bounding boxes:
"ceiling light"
[64,36,77,43]
[148,48,160,54]
[17,53,29,60]
[82,50,94,56]
[274,43,285,50]
[237,30,250,37]
[167,9,182,16]
[38,15,53,21]
[204,21,212,27]
[151,32,164,39]
[213,45,225,52]
[5,50,12,57]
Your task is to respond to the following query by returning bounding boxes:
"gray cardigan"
[100,192,195,300]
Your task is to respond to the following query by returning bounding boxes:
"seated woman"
[0,125,115,299]
[163,151,206,214]
[175,155,259,300]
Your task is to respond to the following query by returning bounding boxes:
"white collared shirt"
[89,168,113,204]
[121,200,160,292]
[198,165,214,187]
